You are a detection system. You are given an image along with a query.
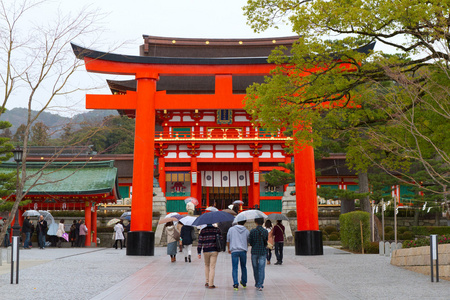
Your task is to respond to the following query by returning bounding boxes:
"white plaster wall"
[216,152,235,158]
[198,152,213,158]
[236,152,252,158]
[216,145,234,151]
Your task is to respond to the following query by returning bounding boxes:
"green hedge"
[339,211,370,252]
[412,226,450,236]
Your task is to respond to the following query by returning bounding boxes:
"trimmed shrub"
[365,242,380,254]
[328,233,340,241]
[324,225,338,235]
[398,226,408,234]
[385,232,395,241]
[403,234,450,248]
[384,226,394,233]
[286,210,297,218]
[400,231,413,240]
[339,211,370,252]
[412,226,450,236]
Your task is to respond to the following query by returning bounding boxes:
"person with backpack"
[273,220,285,265]
[249,217,268,291]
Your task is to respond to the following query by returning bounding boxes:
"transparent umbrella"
[234,210,267,223]
[22,210,40,217]
[39,210,55,225]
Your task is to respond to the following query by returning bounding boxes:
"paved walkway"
[0,246,449,299]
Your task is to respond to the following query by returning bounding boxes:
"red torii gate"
[72,43,322,255]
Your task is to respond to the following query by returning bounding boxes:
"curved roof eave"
[71,43,271,65]
[71,41,376,66]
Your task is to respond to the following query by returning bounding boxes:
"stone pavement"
[0,246,449,299]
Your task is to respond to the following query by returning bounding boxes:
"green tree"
[12,124,27,144]
[30,122,49,146]
[243,0,450,213]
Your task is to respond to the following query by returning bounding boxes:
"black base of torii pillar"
[126,231,155,256]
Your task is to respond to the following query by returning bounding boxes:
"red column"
[131,75,157,232]
[84,201,91,246]
[158,156,166,194]
[190,156,198,200]
[91,205,97,247]
[252,156,260,209]
[294,145,319,231]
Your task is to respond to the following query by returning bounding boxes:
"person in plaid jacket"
[249,218,268,291]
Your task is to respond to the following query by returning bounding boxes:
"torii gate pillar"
[294,144,323,255]
[126,75,157,256]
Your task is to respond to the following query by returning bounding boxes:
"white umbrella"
[205,206,218,212]
[234,210,267,223]
[179,216,197,226]
[22,210,40,217]
[233,200,244,205]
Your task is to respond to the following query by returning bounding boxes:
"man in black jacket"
[36,215,47,249]
[22,216,31,249]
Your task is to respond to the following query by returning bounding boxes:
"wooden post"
[360,220,364,254]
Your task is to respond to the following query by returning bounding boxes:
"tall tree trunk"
[341,200,355,214]
[358,171,370,213]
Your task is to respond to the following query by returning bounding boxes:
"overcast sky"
[4,0,298,116]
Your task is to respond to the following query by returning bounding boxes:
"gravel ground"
[0,246,449,300]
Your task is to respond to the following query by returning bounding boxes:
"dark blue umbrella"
[192,211,235,226]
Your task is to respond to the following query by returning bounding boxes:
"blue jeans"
[24,232,30,248]
[251,254,265,288]
[275,242,284,263]
[231,251,247,286]
[38,233,46,248]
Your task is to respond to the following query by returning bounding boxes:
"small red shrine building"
[1,160,120,247]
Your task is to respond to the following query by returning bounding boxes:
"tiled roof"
[0,160,118,196]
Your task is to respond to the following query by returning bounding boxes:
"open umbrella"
[164,212,183,221]
[62,232,69,242]
[234,210,267,223]
[267,213,289,221]
[233,200,244,205]
[158,217,179,224]
[184,197,199,206]
[192,211,235,226]
[222,209,237,216]
[179,216,197,226]
[107,218,121,226]
[205,206,218,212]
[22,210,40,217]
[39,210,55,225]
[120,212,131,221]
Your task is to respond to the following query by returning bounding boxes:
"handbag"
[267,242,274,250]
[215,233,224,252]
[172,228,180,241]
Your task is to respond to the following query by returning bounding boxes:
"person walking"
[56,219,66,248]
[249,218,268,291]
[69,220,77,247]
[165,221,179,262]
[79,220,88,247]
[186,201,195,216]
[22,216,31,249]
[179,222,194,263]
[113,220,125,249]
[227,220,249,290]
[264,220,274,264]
[36,215,47,249]
[75,219,80,247]
[273,220,285,265]
[197,224,222,289]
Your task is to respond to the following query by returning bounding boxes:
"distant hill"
[0,108,119,138]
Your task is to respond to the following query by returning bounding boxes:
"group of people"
[21,215,48,249]
[164,215,286,291]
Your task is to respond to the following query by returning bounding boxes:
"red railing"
[155,129,289,141]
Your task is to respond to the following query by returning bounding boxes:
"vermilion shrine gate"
[72,36,371,255]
